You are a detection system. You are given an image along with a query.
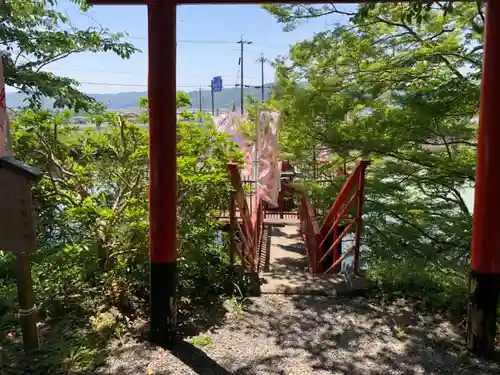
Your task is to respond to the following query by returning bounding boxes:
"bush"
[0,103,243,373]
[367,260,468,315]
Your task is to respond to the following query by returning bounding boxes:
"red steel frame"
[299,160,369,275]
[227,163,264,272]
[318,160,369,274]
[299,198,322,274]
[87,0,498,356]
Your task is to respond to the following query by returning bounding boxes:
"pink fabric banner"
[0,57,8,156]
[214,112,253,177]
[257,111,280,208]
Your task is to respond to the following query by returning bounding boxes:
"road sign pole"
[211,80,215,116]
[212,76,223,116]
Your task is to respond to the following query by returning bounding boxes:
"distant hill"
[6,84,274,111]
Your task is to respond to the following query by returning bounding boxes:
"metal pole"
[199,86,202,119]
[240,37,244,115]
[148,2,177,345]
[237,37,252,115]
[260,54,265,101]
[211,80,215,116]
[354,166,366,275]
[467,0,500,358]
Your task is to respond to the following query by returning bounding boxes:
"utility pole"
[198,86,203,123]
[257,54,265,101]
[237,36,252,115]
[199,86,202,113]
[211,79,215,116]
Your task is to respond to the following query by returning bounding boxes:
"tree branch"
[34,48,85,72]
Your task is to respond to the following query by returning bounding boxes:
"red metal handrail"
[298,159,370,275]
[319,160,369,274]
[227,159,368,275]
[298,199,322,273]
[227,163,264,272]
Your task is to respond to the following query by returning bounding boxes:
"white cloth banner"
[0,57,8,156]
[257,111,280,207]
[214,112,253,177]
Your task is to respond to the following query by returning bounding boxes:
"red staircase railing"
[299,199,322,274]
[216,178,298,219]
[299,160,370,275]
[227,163,265,272]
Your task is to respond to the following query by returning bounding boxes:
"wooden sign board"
[0,158,40,254]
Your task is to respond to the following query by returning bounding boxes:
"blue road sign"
[212,76,223,92]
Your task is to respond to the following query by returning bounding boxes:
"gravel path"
[99,295,500,375]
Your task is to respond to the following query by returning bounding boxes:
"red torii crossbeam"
[88,0,499,357]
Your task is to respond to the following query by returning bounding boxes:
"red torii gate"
[88,0,498,357]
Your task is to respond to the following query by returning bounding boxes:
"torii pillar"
[88,0,177,344]
[466,0,500,357]
[87,0,500,355]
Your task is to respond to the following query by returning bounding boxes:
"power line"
[126,36,241,44]
[124,35,290,49]
[46,68,258,79]
[79,81,148,87]
[177,39,236,44]
[77,81,256,89]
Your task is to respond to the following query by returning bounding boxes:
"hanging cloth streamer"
[256,110,281,208]
[213,111,253,177]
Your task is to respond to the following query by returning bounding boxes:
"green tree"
[0,93,243,373]
[265,2,482,312]
[1,0,139,112]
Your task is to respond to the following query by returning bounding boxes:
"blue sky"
[16,2,355,94]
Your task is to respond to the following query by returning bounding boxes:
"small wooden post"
[0,156,42,354]
[15,253,39,353]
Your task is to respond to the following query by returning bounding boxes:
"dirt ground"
[98,294,500,375]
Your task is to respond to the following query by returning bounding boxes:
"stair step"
[258,273,369,296]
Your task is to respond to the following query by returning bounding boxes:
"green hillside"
[188,85,272,111]
[6,84,273,111]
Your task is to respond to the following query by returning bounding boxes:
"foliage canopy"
[0,93,241,373]
[264,2,482,311]
[0,0,138,112]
